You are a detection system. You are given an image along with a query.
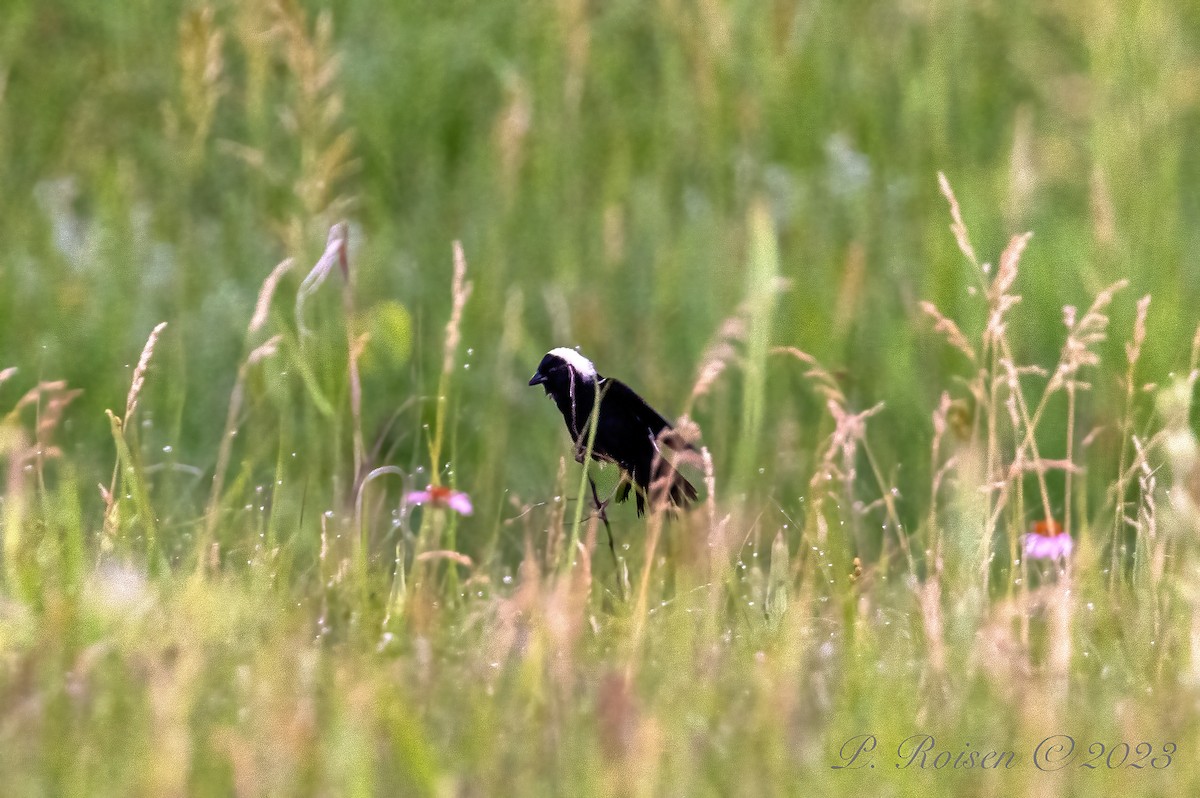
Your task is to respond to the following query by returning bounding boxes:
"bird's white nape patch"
[548,346,597,379]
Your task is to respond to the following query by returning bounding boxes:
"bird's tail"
[618,459,698,517]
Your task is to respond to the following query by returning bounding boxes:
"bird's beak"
[528,372,547,386]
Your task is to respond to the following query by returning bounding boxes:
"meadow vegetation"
[2,1,1200,794]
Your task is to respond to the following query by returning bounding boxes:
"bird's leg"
[589,476,618,567]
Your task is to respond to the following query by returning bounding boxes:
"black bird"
[528,347,698,516]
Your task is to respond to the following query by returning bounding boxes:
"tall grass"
[2,0,1200,794]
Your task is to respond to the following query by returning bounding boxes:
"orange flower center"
[1031,519,1063,537]
[427,485,454,502]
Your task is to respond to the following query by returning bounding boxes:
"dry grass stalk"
[6,380,68,422]
[269,0,358,224]
[1190,323,1200,376]
[772,346,845,406]
[414,550,474,568]
[689,315,744,405]
[628,505,666,678]
[429,241,473,487]
[2,424,31,580]
[914,575,947,677]
[983,233,1030,349]
[1131,437,1164,587]
[0,376,78,564]
[125,322,169,423]
[919,302,976,363]
[98,324,166,543]
[686,277,789,410]
[1090,167,1118,248]
[545,457,568,569]
[492,72,532,197]
[197,246,302,574]
[1111,295,1152,582]
[295,222,348,335]
[928,391,955,573]
[246,334,283,366]
[773,346,895,558]
[1047,279,1127,394]
[177,5,226,164]
[441,241,473,380]
[937,171,979,269]
[339,228,365,490]
[104,404,161,547]
[249,258,294,332]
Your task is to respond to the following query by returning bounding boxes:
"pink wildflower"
[405,485,473,516]
[1022,519,1072,561]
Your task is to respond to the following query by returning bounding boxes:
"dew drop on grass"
[758,468,765,475]
[162,445,173,453]
[502,575,513,585]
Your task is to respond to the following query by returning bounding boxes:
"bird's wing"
[600,378,693,451]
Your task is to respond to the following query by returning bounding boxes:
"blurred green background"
[2,1,1200,794]
[4,0,1198,537]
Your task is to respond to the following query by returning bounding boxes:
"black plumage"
[528,348,697,515]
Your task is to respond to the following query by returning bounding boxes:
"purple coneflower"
[1022,519,1072,561]
[405,485,473,516]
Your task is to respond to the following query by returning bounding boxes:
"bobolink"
[529,347,697,515]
